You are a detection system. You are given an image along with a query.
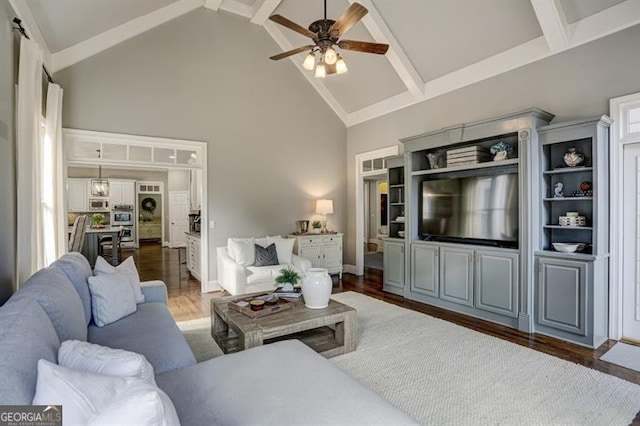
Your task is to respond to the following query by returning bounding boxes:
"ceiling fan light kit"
[268,1,389,79]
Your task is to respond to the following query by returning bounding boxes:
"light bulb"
[302,52,316,70]
[315,62,326,78]
[324,47,337,65]
[336,56,348,74]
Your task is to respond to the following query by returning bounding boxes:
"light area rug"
[177,292,640,425]
[176,317,223,362]
[600,342,640,373]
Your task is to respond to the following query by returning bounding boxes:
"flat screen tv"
[420,173,519,248]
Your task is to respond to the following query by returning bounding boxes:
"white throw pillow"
[59,340,156,386]
[88,273,137,327]
[33,360,179,426]
[227,237,255,266]
[94,256,145,304]
[267,236,295,265]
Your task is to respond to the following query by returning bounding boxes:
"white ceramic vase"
[301,268,332,309]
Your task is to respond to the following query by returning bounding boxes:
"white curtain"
[16,37,43,286]
[43,83,65,265]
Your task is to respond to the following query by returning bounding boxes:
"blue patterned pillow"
[254,243,279,267]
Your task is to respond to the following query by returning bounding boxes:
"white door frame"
[63,129,211,293]
[355,145,399,275]
[610,92,640,339]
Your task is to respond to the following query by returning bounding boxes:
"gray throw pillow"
[254,243,279,267]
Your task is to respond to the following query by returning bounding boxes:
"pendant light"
[90,149,109,197]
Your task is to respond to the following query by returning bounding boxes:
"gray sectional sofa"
[0,253,416,425]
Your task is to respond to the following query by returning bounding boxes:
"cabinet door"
[475,250,519,317]
[68,179,88,212]
[537,257,587,335]
[322,244,342,271]
[122,182,135,205]
[410,244,439,297]
[383,241,405,289]
[300,246,322,268]
[109,181,123,206]
[440,247,474,307]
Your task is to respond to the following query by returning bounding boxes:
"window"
[629,106,640,134]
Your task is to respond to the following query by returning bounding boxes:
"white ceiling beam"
[568,0,640,50]
[219,0,254,19]
[51,0,205,73]
[250,0,282,25]
[264,21,348,124]
[348,0,640,126]
[8,0,52,71]
[203,0,223,11]
[350,0,424,100]
[530,0,568,52]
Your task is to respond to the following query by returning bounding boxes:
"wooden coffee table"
[211,293,356,358]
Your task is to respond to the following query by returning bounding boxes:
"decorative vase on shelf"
[563,148,584,167]
[301,268,332,309]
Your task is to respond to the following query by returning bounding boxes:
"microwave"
[88,198,109,211]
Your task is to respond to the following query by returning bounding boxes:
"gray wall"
[168,170,190,192]
[54,9,347,283]
[0,1,17,304]
[344,24,640,265]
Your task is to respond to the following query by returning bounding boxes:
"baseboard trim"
[344,264,358,275]
[203,280,222,293]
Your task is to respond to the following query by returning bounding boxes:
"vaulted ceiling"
[11,0,640,126]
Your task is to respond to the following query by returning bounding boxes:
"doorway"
[611,92,640,342]
[364,176,387,270]
[63,128,211,292]
[355,145,399,275]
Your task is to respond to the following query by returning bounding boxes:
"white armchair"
[216,237,312,295]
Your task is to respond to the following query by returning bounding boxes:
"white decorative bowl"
[552,243,585,253]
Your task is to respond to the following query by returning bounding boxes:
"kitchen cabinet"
[67,179,89,212]
[109,180,136,206]
[289,234,343,278]
[475,250,519,318]
[440,246,474,307]
[139,222,162,240]
[186,233,201,281]
[383,239,405,296]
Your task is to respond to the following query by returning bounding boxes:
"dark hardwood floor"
[131,242,640,423]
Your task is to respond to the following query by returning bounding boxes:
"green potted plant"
[275,266,301,292]
[311,220,322,234]
[91,213,104,228]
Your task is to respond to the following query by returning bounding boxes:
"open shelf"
[543,167,593,175]
[544,225,593,230]
[412,158,518,176]
[543,197,592,202]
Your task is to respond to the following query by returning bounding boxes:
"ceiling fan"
[268,1,389,78]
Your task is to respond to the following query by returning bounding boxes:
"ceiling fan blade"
[328,3,368,38]
[269,45,315,61]
[269,15,318,40]
[338,39,389,55]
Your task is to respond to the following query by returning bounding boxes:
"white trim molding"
[355,145,399,276]
[530,0,568,52]
[52,0,205,72]
[609,91,640,340]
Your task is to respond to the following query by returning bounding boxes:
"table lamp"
[315,199,334,233]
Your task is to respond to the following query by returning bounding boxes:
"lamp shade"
[315,199,334,215]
